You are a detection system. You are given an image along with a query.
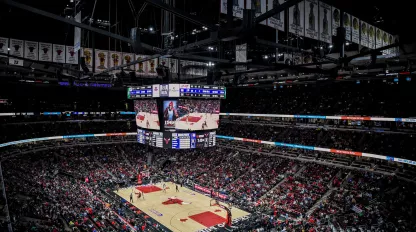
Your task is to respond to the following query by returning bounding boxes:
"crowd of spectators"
[2,142,416,232]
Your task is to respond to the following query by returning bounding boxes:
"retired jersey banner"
[109,51,122,72]
[267,0,285,31]
[343,13,351,41]
[65,46,78,64]
[147,57,158,76]
[0,37,8,55]
[81,48,93,70]
[10,39,24,57]
[289,1,305,36]
[375,28,383,48]
[360,21,369,47]
[53,44,65,63]
[351,16,360,44]
[95,50,108,71]
[220,0,244,18]
[368,25,375,49]
[331,7,340,36]
[38,43,52,62]
[319,2,331,43]
[122,53,135,71]
[167,58,178,74]
[304,0,319,40]
[24,41,38,60]
[247,0,267,25]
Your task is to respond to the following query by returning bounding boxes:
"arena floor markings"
[115,182,249,232]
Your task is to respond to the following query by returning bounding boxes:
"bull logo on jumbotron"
[164,138,171,145]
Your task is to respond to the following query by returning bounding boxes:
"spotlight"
[346,42,350,46]
[264,55,269,59]
[329,45,333,48]
[149,26,154,32]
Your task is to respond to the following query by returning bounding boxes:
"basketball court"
[136,112,160,130]
[115,182,249,232]
[175,113,220,131]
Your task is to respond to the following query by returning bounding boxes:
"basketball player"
[146,120,150,128]
[163,183,166,193]
[130,191,134,203]
[163,101,179,121]
[137,191,141,201]
[176,184,179,192]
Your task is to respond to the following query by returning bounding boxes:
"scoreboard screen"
[137,129,216,149]
[128,84,226,99]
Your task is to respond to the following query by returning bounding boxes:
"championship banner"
[65,46,78,64]
[149,58,158,76]
[331,7,340,36]
[319,2,331,43]
[283,53,293,65]
[122,53,135,71]
[292,53,303,65]
[304,0,319,40]
[368,25,375,49]
[52,44,65,63]
[0,37,8,55]
[375,27,383,48]
[81,48,93,70]
[24,41,38,60]
[267,0,285,31]
[288,1,305,36]
[95,49,109,71]
[109,51,122,73]
[382,31,390,54]
[388,34,395,55]
[135,54,146,75]
[360,21,369,48]
[343,13,351,41]
[10,39,24,57]
[220,0,244,19]
[247,0,267,25]
[38,43,52,62]
[351,16,360,44]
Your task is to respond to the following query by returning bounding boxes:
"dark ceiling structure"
[0,0,415,87]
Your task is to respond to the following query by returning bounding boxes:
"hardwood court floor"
[115,182,249,232]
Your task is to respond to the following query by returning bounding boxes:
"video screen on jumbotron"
[164,99,220,131]
[134,100,160,130]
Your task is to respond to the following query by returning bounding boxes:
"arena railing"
[1,111,416,123]
[1,132,415,166]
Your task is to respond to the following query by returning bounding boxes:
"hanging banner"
[109,51,122,73]
[288,1,305,36]
[319,2,331,43]
[74,12,81,52]
[267,0,285,31]
[24,41,39,60]
[368,25,375,49]
[343,13,351,41]
[53,44,65,63]
[10,39,24,57]
[0,37,8,55]
[292,53,303,65]
[331,7,340,36]
[351,16,360,44]
[247,0,267,25]
[388,34,395,55]
[236,43,247,71]
[360,21,369,47]
[122,53,135,72]
[168,58,178,74]
[81,48,93,70]
[65,46,78,64]
[283,53,293,65]
[220,0,244,18]
[38,43,52,62]
[95,50,108,71]
[135,54,146,75]
[375,28,382,48]
[304,0,319,40]
[382,31,389,54]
